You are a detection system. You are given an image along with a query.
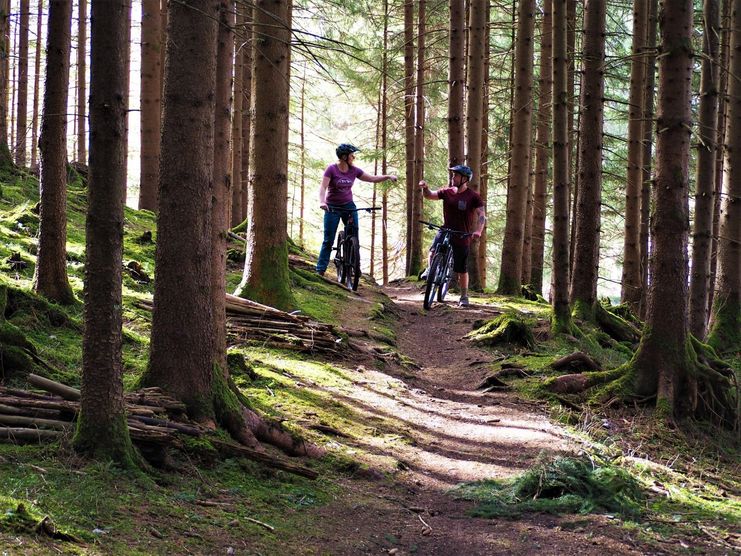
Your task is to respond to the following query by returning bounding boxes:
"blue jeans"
[316,202,357,273]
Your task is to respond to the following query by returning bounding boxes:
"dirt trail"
[303,283,648,555]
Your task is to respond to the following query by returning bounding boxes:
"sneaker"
[458,296,469,307]
[418,267,429,280]
[316,269,325,276]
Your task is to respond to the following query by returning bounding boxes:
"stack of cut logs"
[136,294,346,355]
[0,373,317,478]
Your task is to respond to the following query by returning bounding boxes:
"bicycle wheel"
[437,248,455,302]
[344,236,361,291]
[423,255,441,310]
[334,231,346,283]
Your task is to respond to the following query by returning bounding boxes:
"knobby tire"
[345,236,361,291]
[437,248,454,302]
[423,255,441,310]
[335,231,346,284]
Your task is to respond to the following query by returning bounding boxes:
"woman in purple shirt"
[316,144,397,275]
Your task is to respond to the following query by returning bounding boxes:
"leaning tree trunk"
[689,0,721,339]
[0,0,12,167]
[234,0,294,310]
[138,0,162,212]
[144,0,218,419]
[33,0,74,305]
[74,0,135,466]
[530,0,552,295]
[632,0,695,416]
[448,0,465,165]
[75,0,86,164]
[621,0,648,312]
[707,0,741,354]
[497,0,535,295]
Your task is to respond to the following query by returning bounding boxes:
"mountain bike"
[419,221,471,310]
[330,206,380,291]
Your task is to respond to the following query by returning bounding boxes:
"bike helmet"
[336,143,360,159]
[448,164,473,180]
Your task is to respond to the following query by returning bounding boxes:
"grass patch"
[454,455,645,519]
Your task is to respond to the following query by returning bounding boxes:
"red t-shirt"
[438,187,484,246]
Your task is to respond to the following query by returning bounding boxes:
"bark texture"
[15,0,29,165]
[632,0,694,413]
[448,0,465,165]
[0,0,11,166]
[551,0,571,331]
[621,0,648,310]
[234,0,294,310]
[75,0,86,163]
[138,0,162,212]
[33,0,74,305]
[497,0,535,295]
[145,0,219,418]
[75,0,135,465]
[530,0,552,294]
[409,0,425,277]
[570,0,606,314]
[404,0,414,274]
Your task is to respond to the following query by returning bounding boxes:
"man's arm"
[359,172,398,183]
[318,175,330,210]
[472,206,486,238]
[419,180,441,200]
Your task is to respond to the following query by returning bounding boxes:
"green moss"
[707,295,741,354]
[73,414,138,469]
[234,241,295,311]
[467,312,535,348]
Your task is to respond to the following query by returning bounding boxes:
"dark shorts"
[430,232,470,274]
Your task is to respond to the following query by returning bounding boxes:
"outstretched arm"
[419,180,441,200]
[359,172,398,183]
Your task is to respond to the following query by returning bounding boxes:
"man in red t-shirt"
[419,165,486,307]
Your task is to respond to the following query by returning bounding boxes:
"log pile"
[0,374,318,479]
[136,294,347,355]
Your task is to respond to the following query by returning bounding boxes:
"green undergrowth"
[454,455,645,519]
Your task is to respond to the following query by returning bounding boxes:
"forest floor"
[283,282,650,555]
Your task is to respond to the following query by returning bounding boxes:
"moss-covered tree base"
[467,312,535,348]
[73,417,140,469]
[545,337,738,429]
[707,296,741,355]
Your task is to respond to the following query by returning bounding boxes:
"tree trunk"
[234,0,294,310]
[15,0,29,166]
[212,0,234,377]
[381,0,389,285]
[569,0,605,318]
[0,0,12,167]
[409,0,425,277]
[477,0,491,289]
[689,0,721,339]
[33,0,74,305]
[404,0,414,275]
[632,0,694,415]
[707,0,741,354]
[230,4,244,227]
[74,0,135,465]
[145,0,218,418]
[240,5,251,223]
[9,17,17,152]
[497,0,535,295]
[30,0,42,170]
[621,0,648,311]
[138,0,162,212]
[448,0,465,165]
[639,0,658,318]
[551,0,571,332]
[530,0,552,295]
[75,0,86,164]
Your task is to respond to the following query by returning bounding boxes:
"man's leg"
[458,272,469,306]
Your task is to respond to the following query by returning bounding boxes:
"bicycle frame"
[419,220,471,309]
[329,206,380,291]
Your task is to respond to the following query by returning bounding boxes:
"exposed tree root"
[551,351,602,373]
[595,303,641,344]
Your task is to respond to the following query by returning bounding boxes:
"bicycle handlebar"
[327,205,381,213]
[418,220,472,237]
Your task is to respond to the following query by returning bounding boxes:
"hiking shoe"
[418,267,429,280]
[458,296,469,308]
[316,269,325,276]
